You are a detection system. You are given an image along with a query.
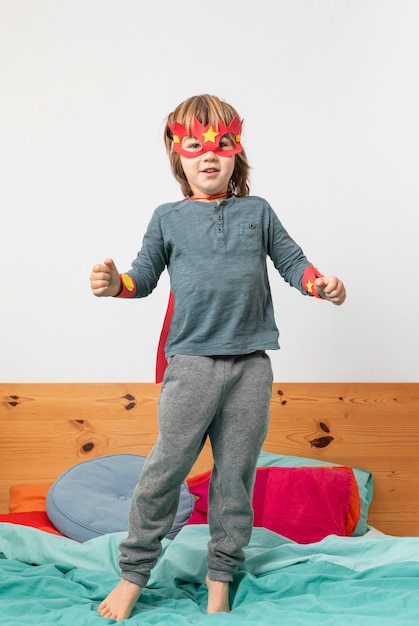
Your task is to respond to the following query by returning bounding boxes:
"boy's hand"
[90,258,121,297]
[314,276,346,305]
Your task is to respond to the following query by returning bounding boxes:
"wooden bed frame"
[1,382,418,536]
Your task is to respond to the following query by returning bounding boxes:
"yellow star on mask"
[202,125,219,144]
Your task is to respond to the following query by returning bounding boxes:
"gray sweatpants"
[118,351,273,588]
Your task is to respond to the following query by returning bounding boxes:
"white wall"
[1,0,418,382]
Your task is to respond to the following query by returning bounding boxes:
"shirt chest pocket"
[239,222,262,252]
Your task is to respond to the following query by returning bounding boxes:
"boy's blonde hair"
[164,94,250,198]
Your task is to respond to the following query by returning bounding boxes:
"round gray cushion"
[46,454,194,542]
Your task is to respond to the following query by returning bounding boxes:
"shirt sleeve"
[267,207,323,297]
[119,211,168,299]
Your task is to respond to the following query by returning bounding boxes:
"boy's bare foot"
[206,575,230,613]
[98,578,142,621]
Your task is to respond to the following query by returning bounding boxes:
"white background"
[1,0,418,382]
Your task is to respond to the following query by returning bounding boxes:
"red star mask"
[167,116,243,158]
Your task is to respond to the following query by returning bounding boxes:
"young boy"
[90,94,346,620]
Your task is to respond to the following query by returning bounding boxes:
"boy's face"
[179,135,236,199]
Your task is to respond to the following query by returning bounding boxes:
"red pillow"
[186,470,213,525]
[186,465,360,543]
[0,511,64,536]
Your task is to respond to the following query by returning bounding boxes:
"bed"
[1,382,419,625]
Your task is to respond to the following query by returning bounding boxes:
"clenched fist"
[90,258,121,297]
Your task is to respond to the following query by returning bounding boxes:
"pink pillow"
[186,465,360,543]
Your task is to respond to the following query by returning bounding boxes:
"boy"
[90,94,346,620]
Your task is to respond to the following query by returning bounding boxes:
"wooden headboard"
[1,382,418,536]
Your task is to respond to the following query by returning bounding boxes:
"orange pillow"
[9,483,52,513]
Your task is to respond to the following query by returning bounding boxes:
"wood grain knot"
[309,435,334,448]
[82,442,94,453]
[2,394,33,409]
[276,390,287,405]
[6,395,20,407]
[123,394,136,410]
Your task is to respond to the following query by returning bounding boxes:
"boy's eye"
[182,137,202,152]
[219,136,235,150]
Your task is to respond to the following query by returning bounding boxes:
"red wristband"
[114,273,137,298]
[302,264,324,299]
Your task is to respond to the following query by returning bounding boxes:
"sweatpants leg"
[118,354,229,587]
[206,351,273,581]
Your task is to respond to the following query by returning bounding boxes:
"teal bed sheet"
[1,523,419,625]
